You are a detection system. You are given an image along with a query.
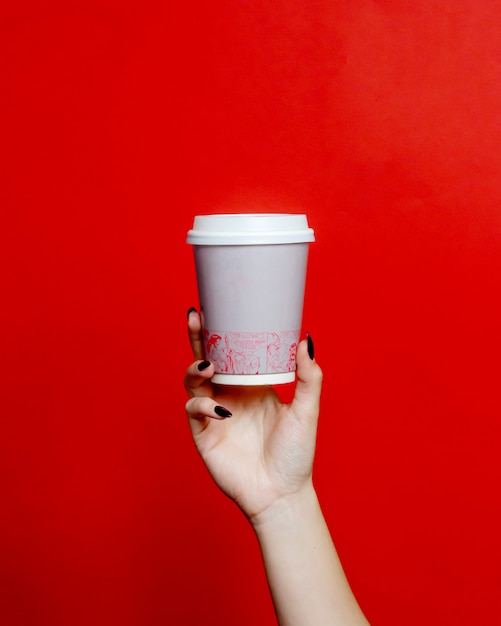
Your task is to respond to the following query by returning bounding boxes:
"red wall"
[1,2,501,625]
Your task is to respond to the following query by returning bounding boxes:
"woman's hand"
[184,308,323,525]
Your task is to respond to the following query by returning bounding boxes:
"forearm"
[252,484,370,626]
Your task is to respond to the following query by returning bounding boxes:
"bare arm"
[184,309,370,625]
[252,487,369,626]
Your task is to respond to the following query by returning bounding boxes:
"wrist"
[249,481,319,535]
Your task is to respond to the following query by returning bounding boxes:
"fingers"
[290,334,323,424]
[185,396,233,436]
[187,307,205,361]
[184,359,215,398]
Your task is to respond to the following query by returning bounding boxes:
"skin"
[184,309,370,626]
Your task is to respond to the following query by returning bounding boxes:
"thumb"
[289,334,323,423]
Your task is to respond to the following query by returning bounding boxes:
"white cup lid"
[186,213,315,245]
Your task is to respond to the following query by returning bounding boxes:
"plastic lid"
[186,213,315,245]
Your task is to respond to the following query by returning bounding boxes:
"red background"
[1,2,501,625]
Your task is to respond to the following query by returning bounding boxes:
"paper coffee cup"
[186,213,315,385]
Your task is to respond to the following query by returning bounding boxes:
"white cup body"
[187,214,314,385]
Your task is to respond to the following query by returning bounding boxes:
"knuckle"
[185,397,198,414]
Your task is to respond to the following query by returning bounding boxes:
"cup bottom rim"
[211,372,295,386]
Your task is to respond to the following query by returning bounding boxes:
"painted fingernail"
[306,332,315,360]
[214,405,232,418]
[197,360,211,371]
[187,306,197,319]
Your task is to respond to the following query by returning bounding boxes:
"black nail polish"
[307,332,315,360]
[214,405,232,418]
[187,306,197,319]
[197,360,211,371]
